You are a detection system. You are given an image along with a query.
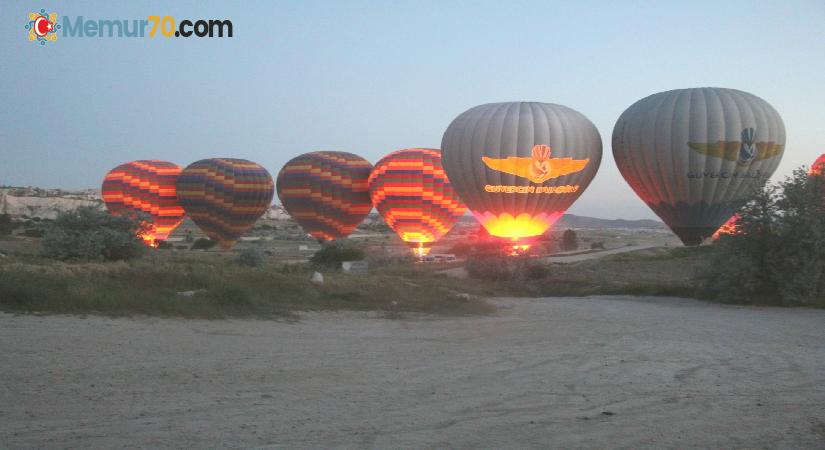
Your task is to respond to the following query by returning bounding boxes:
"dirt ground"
[2,296,824,449]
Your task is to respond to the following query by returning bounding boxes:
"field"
[2,222,824,448]
[0,225,709,319]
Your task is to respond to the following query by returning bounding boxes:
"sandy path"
[1,297,824,449]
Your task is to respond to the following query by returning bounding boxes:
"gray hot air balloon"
[441,102,602,240]
[612,87,786,245]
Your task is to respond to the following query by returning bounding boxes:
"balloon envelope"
[612,87,786,245]
[811,154,825,177]
[276,151,373,242]
[441,102,602,240]
[176,158,274,250]
[368,148,467,256]
[102,160,185,247]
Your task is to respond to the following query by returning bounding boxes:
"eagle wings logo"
[481,145,589,184]
[688,128,783,165]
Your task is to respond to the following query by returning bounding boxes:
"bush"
[190,238,217,251]
[156,240,173,250]
[525,263,550,280]
[562,229,579,251]
[40,207,147,262]
[706,168,825,306]
[310,241,365,269]
[235,247,265,267]
[0,214,13,235]
[466,255,514,280]
[23,228,45,238]
[450,241,474,256]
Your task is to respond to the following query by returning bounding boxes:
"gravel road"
[2,296,824,448]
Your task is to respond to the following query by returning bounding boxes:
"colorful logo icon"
[688,128,783,165]
[481,144,590,184]
[26,9,60,45]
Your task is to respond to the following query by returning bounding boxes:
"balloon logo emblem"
[687,127,784,165]
[482,144,590,184]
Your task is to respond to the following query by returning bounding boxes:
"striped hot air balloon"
[101,160,185,247]
[276,152,373,242]
[811,154,825,177]
[369,148,467,257]
[176,158,274,250]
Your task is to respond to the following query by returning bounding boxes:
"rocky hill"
[0,188,102,220]
[0,188,664,230]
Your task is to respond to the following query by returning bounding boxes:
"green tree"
[310,241,365,269]
[707,168,825,306]
[41,207,148,262]
[562,229,579,251]
[772,168,825,303]
[0,214,13,236]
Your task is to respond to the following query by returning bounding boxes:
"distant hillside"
[457,212,663,230]
[1,189,664,230]
[555,214,665,230]
[0,188,102,220]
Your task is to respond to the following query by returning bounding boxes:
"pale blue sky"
[1,0,823,219]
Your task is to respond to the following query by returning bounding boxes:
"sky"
[1,0,823,219]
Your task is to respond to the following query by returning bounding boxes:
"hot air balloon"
[441,102,602,248]
[276,152,373,242]
[811,154,825,177]
[612,87,786,246]
[101,160,185,247]
[176,158,274,250]
[368,148,467,257]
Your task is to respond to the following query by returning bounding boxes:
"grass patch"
[0,255,496,319]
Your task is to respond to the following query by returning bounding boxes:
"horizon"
[2,1,823,221]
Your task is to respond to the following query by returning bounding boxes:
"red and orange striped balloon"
[811,154,825,177]
[369,148,467,256]
[102,160,185,247]
[176,158,274,250]
[276,152,373,242]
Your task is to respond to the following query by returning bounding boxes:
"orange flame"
[712,215,741,241]
[472,211,562,239]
